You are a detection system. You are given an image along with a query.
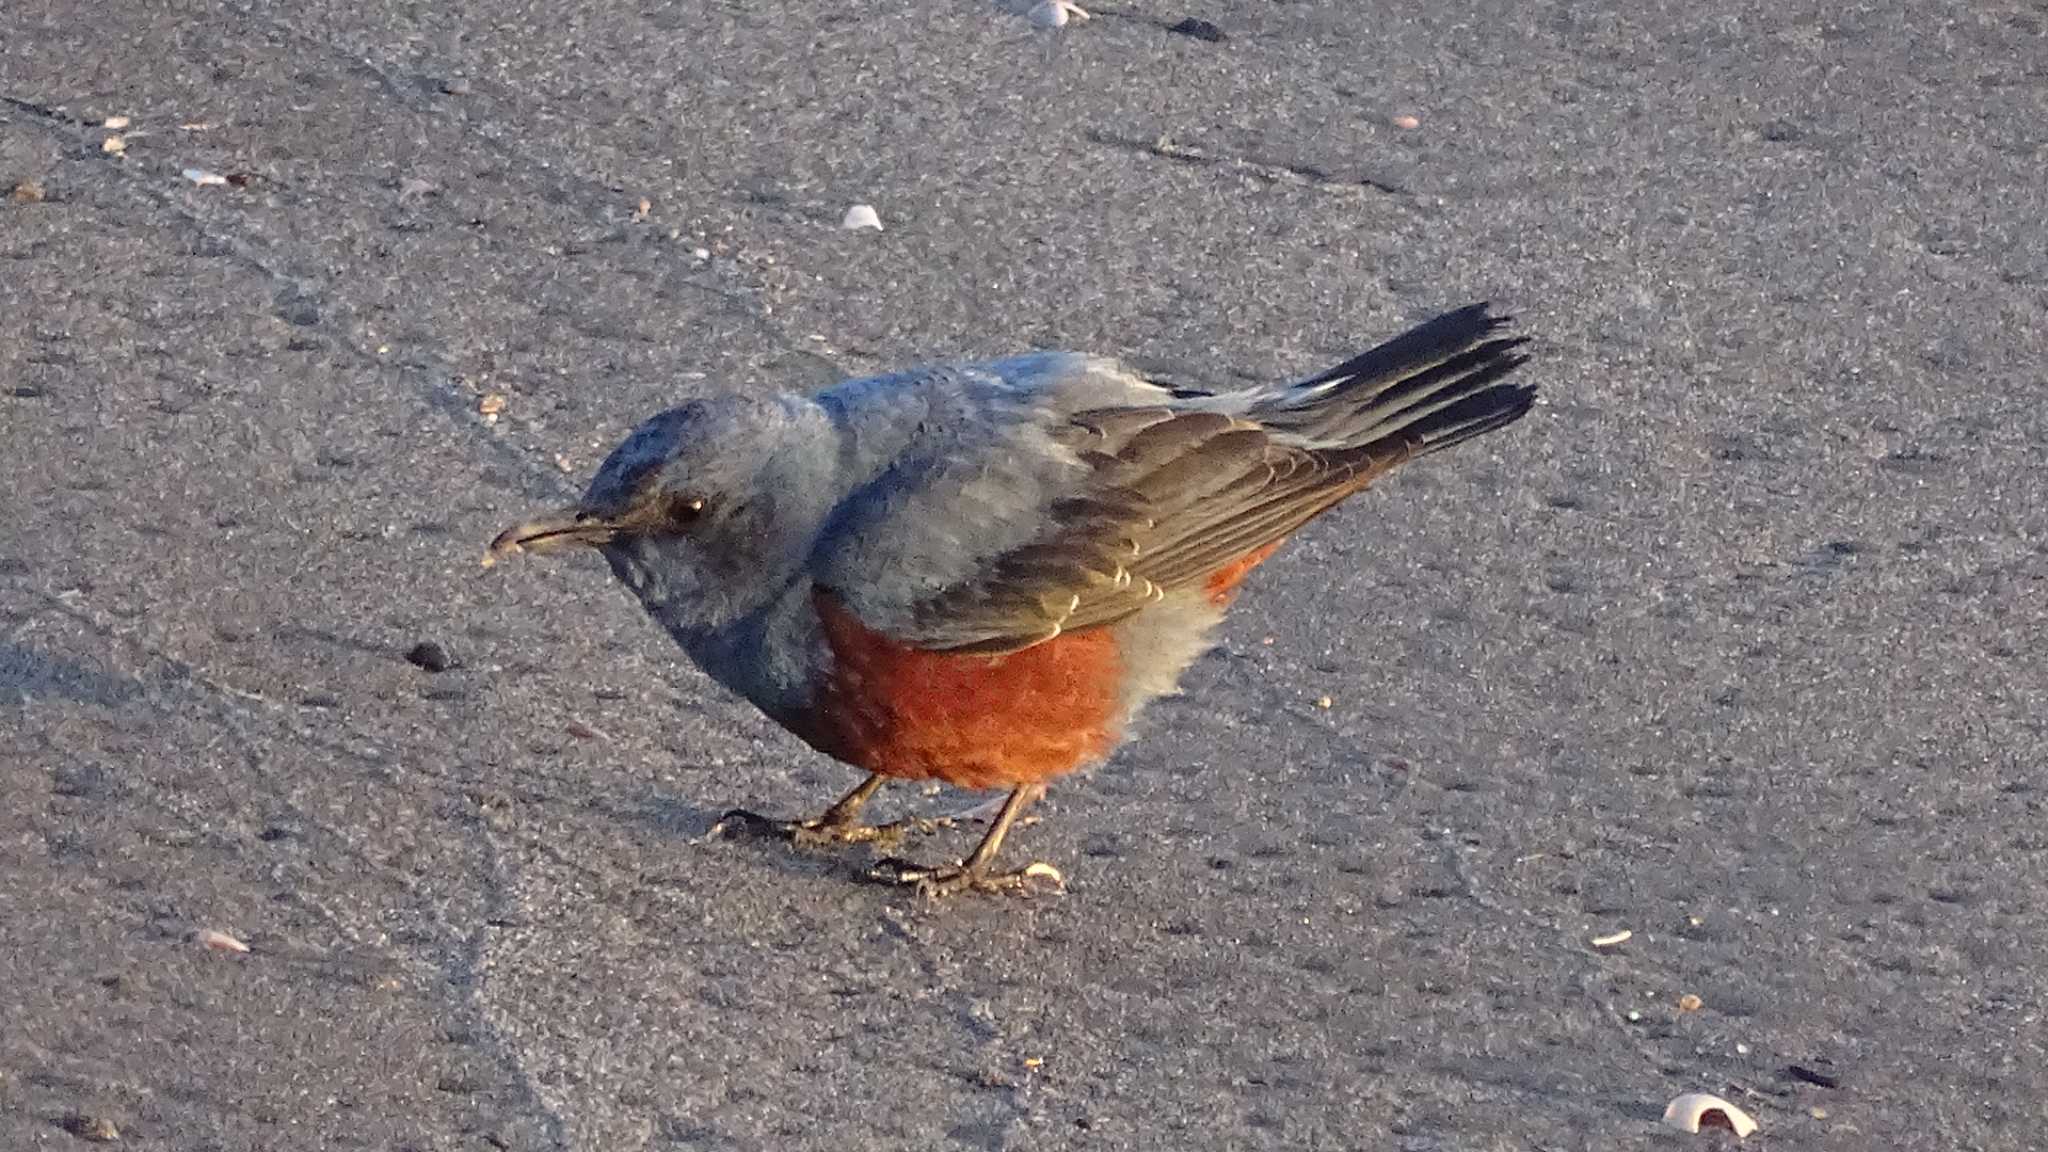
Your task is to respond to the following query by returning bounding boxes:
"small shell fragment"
[1021,861,1065,890]
[1312,695,1333,710]
[1020,0,1090,27]
[1662,1092,1757,1138]
[1678,993,1704,1013]
[104,115,131,130]
[183,168,230,186]
[841,203,883,231]
[196,928,250,953]
[1391,114,1422,130]
[1590,928,1633,948]
[63,1113,120,1143]
[102,135,127,155]
[477,393,507,416]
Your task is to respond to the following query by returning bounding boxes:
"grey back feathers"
[813,304,1534,654]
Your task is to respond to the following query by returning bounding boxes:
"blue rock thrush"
[488,303,1536,895]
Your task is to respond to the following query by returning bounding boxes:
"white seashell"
[841,203,883,231]
[998,0,1089,27]
[1662,1092,1757,1138]
[1027,0,1090,26]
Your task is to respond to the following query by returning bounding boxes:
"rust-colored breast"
[809,590,1126,791]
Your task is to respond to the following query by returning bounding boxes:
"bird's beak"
[482,506,616,567]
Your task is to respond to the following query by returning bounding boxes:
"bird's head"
[486,396,818,633]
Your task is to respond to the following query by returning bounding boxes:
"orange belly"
[809,591,1124,790]
[806,539,1285,792]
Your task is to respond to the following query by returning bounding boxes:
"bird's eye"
[668,493,709,526]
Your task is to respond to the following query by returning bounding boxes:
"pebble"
[405,641,453,672]
[1167,16,1225,42]
[1783,1063,1840,1089]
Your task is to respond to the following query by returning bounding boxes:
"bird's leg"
[713,773,912,850]
[867,783,1065,897]
[913,792,1041,833]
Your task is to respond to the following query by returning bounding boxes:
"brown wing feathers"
[908,305,1534,653]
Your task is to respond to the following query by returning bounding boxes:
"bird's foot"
[865,856,1066,899]
[711,807,918,853]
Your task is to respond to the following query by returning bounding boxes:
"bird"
[486,303,1536,896]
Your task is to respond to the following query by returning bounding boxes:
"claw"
[709,808,796,840]
[795,819,910,853]
[865,856,1066,898]
[710,807,911,852]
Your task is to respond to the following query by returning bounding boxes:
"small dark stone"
[278,299,321,327]
[298,692,341,709]
[1167,16,1226,42]
[1782,1063,1841,1089]
[51,764,115,799]
[438,76,471,96]
[1760,119,1806,142]
[405,641,452,672]
[12,384,46,398]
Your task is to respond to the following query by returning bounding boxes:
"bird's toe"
[865,857,1066,898]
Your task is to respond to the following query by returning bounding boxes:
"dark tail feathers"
[1259,302,1536,459]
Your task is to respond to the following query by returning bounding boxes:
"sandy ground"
[3,2,2045,1148]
